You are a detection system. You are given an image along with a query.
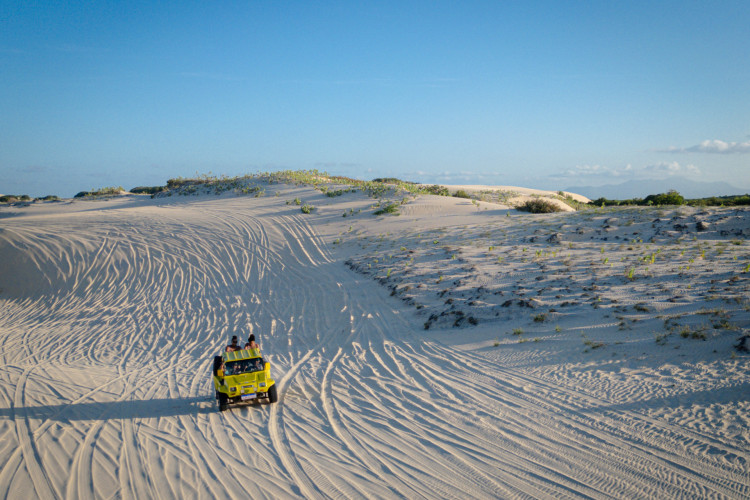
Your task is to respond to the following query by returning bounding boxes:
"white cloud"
[555,164,633,179]
[661,139,750,154]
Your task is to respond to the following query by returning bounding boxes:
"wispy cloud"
[552,161,700,185]
[643,161,700,176]
[553,164,633,180]
[660,139,750,154]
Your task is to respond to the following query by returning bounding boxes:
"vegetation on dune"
[1,194,59,204]
[0,194,32,203]
[46,171,747,210]
[74,186,125,198]
[555,191,587,210]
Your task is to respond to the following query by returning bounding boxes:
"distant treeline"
[589,190,750,207]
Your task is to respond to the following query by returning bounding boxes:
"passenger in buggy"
[226,335,240,352]
[244,334,259,350]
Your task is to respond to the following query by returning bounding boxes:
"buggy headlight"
[229,386,237,393]
[259,382,266,387]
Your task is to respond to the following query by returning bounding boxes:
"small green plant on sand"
[373,203,400,216]
[301,204,315,214]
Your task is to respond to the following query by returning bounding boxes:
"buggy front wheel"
[267,384,278,404]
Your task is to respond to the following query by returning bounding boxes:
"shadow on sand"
[0,395,218,421]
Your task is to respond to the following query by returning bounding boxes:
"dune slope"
[0,189,748,499]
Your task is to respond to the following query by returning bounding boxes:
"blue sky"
[2,1,749,198]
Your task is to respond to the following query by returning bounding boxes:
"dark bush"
[130,186,165,195]
[643,190,685,206]
[517,198,564,213]
[1,195,31,203]
[372,177,414,185]
[452,190,471,199]
[166,177,203,189]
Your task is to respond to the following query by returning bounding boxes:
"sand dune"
[0,183,748,499]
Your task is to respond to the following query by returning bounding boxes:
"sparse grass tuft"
[373,203,400,216]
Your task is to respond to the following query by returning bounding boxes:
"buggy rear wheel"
[218,392,228,412]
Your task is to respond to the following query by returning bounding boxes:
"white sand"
[0,183,748,499]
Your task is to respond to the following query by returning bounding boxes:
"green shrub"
[325,189,351,197]
[422,185,449,196]
[585,189,750,207]
[373,203,400,215]
[75,186,124,198]
[517,198,564,213]
[300,204,315,214]
[452,189,471,199]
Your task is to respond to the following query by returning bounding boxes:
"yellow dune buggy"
[212,348,278,411]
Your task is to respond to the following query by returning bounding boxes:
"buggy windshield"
[224,358,264,376]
